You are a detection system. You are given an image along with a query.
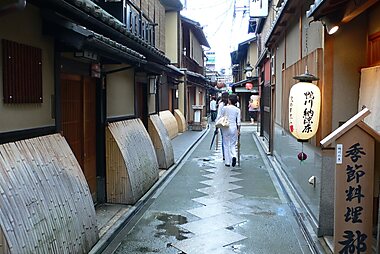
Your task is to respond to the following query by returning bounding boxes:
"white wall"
[0,5,55,132]
[106,66,135,117]
[165,12,179,64]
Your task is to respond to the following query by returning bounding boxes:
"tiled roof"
[90,32,146,61]
[264,0,289,47]
[307,0,325,17]
[65,0,169,63]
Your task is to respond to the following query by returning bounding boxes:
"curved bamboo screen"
[148,115,174,169]
[106,119,159,204]
[159,110,179,139]
[0,134,98,253]
[174,109,187,133]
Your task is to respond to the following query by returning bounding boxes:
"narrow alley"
[1,1,380,253]
[100,124,322,254]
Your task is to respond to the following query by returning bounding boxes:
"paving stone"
[173,228,246,254]
[187,203,232,218]
[180,213,246,235]
[196,183,242,195]
[192,192,243,206]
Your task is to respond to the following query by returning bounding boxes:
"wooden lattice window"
[2,39,42,103]
[369,31,380,67]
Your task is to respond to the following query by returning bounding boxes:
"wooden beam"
[320,108,371,147]
[342,0,379,23]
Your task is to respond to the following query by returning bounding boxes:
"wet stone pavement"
[104,125,313,254]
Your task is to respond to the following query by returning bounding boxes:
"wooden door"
[61,74,83,166]
[83,77,97,196]
[61,74,97,199]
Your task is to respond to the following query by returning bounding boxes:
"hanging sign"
[249,0,269,18]
[289,81,321,141]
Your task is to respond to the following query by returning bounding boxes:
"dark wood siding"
[2,39,42,103]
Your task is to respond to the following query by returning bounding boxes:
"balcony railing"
[98,0,155,47]
[182,55,204,74]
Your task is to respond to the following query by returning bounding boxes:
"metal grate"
[2,39,42,103]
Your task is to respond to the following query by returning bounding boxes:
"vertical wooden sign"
[334,126,374,253]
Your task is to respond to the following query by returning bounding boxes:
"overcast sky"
[180,0,254,72]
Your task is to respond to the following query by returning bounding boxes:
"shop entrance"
[60,73,97,200]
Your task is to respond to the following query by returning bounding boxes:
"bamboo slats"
[106,119,159,204]
[0,134,98,254]
[159,110,179,139]
[148,115,174,169]
[174,109,187,133]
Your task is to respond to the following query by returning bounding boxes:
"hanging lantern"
[250,94,260,108]
[245,82,253,90]
[289,73,321,142]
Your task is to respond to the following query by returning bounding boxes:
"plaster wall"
[190,31,204,67]
[165,12,179,63]
[302,19,323,58]
[248,43,258,66]
[0,5,55,132]
[275,39,285,125]
[178,78,185,116]
[285,19,300,68]
[106,67,135,118]
[148,93,156,114]
[368,2,380,35]
[331,15,367,130]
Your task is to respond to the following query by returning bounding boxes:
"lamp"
[322,18,339,35]
[288,72,320,142]
[288,71,320,162]
[244,63,254,78]
[320,12,343,35]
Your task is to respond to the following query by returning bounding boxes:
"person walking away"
[215,92,229,160]
[220,93,241,167]
[248,95,259,124]
[210,96,217,122]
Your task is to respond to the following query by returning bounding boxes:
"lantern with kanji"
[245,82,253,90]
[289,73,321,142]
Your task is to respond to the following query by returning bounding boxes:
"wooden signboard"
[334,126,374,253]
[321,108,380,254]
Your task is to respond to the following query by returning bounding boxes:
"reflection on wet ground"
[109,127,313,254]
[154,213,191,240]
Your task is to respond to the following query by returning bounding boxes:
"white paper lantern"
[289,79,321,141]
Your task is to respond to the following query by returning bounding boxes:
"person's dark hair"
[229,93,238,106]
[221,92,229,105]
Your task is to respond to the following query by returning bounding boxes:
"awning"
[42,11,147,65]
[231,77,258,87]
[34,0,170,64]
